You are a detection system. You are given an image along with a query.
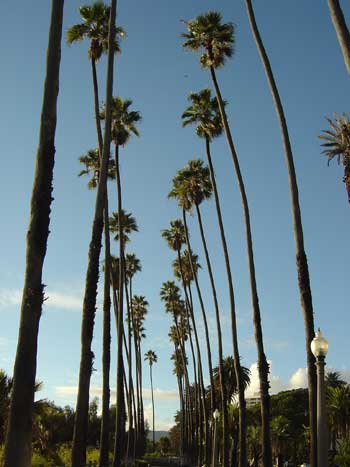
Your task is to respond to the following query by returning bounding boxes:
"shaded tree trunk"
[182,210,213,465]
[195,203,228,465]
[150,364,155,451]
[209,64,271,467]
[71,1,117,464]
[113,143,125,467]
[244,1,317,465]
[91,31,112,467]
[327,0,350,73]
[99,197,112,467]
[205,137,245,467]
[3,2,64,466]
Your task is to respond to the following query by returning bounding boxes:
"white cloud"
[0,287,83,312]
[289,368,308,389]
[246,362,309,398]
[55,385,179,403]
[0,289,21,308]
[142,388,178,401]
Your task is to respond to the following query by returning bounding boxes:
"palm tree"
[162,282,193,458]
[182,13,272,465]
[3,3,64,466]
[109,209,139,243]
[182,88,245,467]
[68,11,124,463]
[326,371,347,388]
[78,147,116,189]
[244,2,318,464]
[212,357,251,407]
[169,163,216,413]
[172,249,207,464]
[103,96,141,467]
[144,350,158,451]
[70,0,118,465]
[169,159,228,457]
[78,147,117,467]
[319,113,350,204]
[327,0,350,73]
[162,222,206,463]
[67,2,124,154]
[125,253,141,458]
[131,294,148,454]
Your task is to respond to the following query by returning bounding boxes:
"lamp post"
[310,328,329,467]
[212,409,220,467]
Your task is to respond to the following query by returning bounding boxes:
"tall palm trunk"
[205,137,245,467]
[3,3,64,466]
[194,202,228,462]
[113,143,125,467]
[183,299,200,461]
[91,38,112,467]
[183,210,215,412]
[71,1,117,465]
[244,2,317,465]
[99,196,112,467]
[174,317,193,454]
[149,364,155,451]
[182,210,213,465]
[327,0,350,73]
[125,282,134,459]
[177,251,207,465]
[209,63,271,466]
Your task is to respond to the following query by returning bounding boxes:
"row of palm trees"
[2,1,349,467]
[161,6,349,467]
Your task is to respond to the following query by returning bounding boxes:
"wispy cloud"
[55,385,179,402]
[0,287,83,312]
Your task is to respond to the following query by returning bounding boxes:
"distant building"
[246,392,260,408]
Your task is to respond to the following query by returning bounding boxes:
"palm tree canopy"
[168,159,212,210]
[172,249,201,285]
[212,356,251,404]
[182,88,224,141]
[326,371,347,388]
[109,209,138,243]
[171,349,187,377]
[131,295,148,340]
[182,11,234,68]
[125,253,141,280]
[67,2,125,61]
[78,148,116,189]
[319,113,350,166]
[103,254,119,287]
[144,350,157,366]
[162,219,186,252]
[100,96,141,146]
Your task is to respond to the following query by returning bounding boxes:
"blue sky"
[0,1,349,430]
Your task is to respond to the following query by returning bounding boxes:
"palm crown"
[125,253,141,280]
[182,89,224,141]
[182,11,234,68]
[101,97,141,147]
[319,113,350,203]
[67,1,125,61]
[144,350,157,366]
[169,159,212,210]
[173,250,201,286]
[109,209,138,243]
[78,148,116,189]
[161,220,186,252]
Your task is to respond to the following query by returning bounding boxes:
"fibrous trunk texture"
[3,2,64,466]
[71,1,117,465]
[244,1,317,464]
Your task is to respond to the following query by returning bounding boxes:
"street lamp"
[212,409,220,467]
[311,328,329,467]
